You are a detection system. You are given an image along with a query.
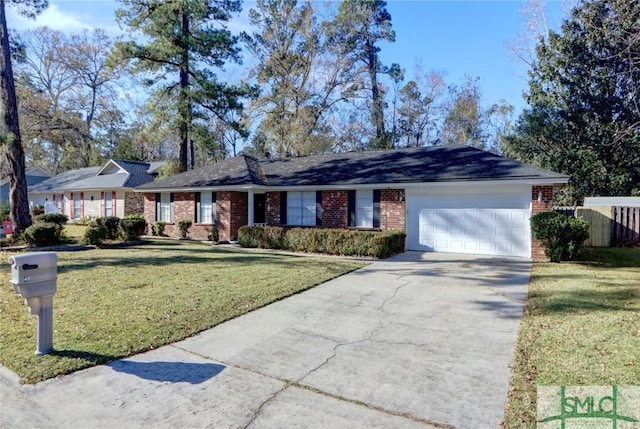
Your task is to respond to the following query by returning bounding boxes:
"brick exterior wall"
[143,192,218,241]
[143,193,156,236]
[216,191,248,241]
[265,192,281,225]
[531,185,555,261]
[124,192,145,215]
[380,189,405,231]
[322,191,348,228]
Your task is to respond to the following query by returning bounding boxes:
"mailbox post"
[8,252,58,355]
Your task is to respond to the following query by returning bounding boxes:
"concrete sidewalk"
[0,252,530,429]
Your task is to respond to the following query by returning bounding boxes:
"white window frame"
[158,193,173,222]
[104,192,113,217]
[198,192,216,224]
[73,193,81,219]
[355,190,374,228]
[287,191,316,226]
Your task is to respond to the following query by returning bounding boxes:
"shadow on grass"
[50,349,121,365]
[529,287,640,314]
[573,247,640,268]
[56,253,315,274]
[110,360,225,384]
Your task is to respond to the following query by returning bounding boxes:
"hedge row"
[238,226,406,259]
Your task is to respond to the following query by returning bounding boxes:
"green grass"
[0,240,364,383]
[62,224,89,240]
[504,247,640,428]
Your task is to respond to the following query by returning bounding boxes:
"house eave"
[135,176,569,193]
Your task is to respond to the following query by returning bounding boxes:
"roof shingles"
[136,146,569,191]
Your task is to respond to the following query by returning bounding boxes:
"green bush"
[33,213,68,226]
[178,219,193,238]
[238,226,406,258]
[31,205,44,216]
[95,216,120,240]
[23,223,61,247]
[531,211,590,262]
[0,201,9,221]
[152,221,167,236]
[208,226,219,242]
[81,225,109,245]
[119,215,147,241]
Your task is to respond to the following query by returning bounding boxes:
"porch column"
[247,190,254,226]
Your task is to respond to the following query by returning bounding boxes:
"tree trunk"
[367,42,387,148]
[1,0,31,234]
[178,9,190,172]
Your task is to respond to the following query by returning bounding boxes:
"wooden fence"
[554,206,640,247]
[611,206,640,246]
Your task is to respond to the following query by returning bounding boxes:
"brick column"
[531,185,554,261]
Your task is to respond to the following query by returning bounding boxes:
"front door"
[254,193,266,224]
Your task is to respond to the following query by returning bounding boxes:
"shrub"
[208,226,220,242]
[531,211,590,262]
[31,205,44,216]
[119,215,147,241]
[34,213,68,227]
[95,216,120,240]
[178,219,193,238]
[152,221,167,236]
[81,225,109,245]
[23,223,61,247]
[238,226,406,258]
[0,201,9,221]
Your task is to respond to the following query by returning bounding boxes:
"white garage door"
[406,190,531,257]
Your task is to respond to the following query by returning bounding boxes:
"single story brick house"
[28,159,164,219]
[136,146,569,259]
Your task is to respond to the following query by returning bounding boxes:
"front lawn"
[504,247,640,428]
[0,240,364,383]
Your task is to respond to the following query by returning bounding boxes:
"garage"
[406,186,532,258]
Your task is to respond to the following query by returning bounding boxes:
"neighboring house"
[584,196,640,207]
[0,166,51,206]
[28,160,165,219]
[136,146,569,260]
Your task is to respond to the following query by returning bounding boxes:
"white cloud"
[6,3,92,32]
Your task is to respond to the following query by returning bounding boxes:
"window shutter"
[280,191,287,225]
[155,193,161,221]
[80,192,84,217]
[347,190,356,227]
[315,191,323,226]
[212,192,217,221]
[373,190,381,228]
[170,193,174,222]
[112,191,117,216]
[195,192,201,223]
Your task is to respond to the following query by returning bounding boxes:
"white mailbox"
[8,252,58,355]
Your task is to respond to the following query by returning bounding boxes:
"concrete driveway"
[0,252,530,429]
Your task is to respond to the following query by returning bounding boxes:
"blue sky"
[7,0,568,114]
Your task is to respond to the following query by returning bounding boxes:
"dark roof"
[112,160,161,187]
[136,146,569,191]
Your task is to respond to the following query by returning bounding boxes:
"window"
[73,193,81,219]
[156,193,173,222]
[355,190,374,228]
[287,191,316,226]
[197,192,216,224]
[104,192,113,217]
